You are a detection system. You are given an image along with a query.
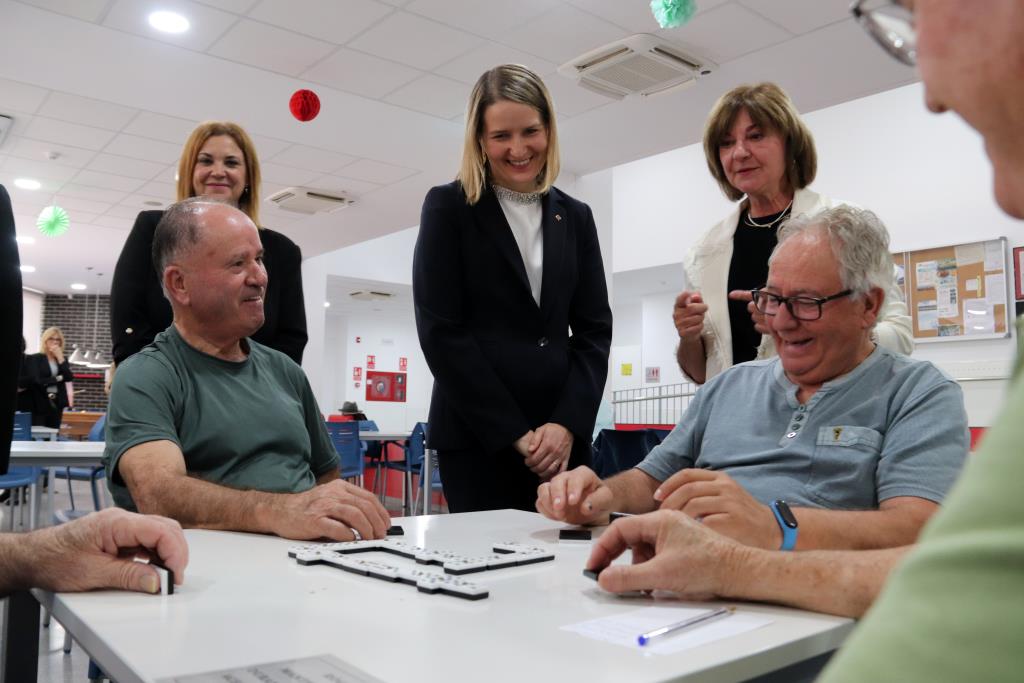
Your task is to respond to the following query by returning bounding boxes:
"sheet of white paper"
[964,299,994,335]
[562,607,773,655]
[937,284,959,318]
[985,241,1004,271]
[156,654,383,683]
[985,273,1006,305]
[955,243,984,266]
[965,278,979,293]
[916,261,938,289]
[917,300,938,331]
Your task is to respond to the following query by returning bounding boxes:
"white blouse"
[495,186,544,306]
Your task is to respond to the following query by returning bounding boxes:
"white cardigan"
[680,187,914,382]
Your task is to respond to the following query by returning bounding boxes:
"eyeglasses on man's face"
[850,0,916,66]
[751,289,854,322]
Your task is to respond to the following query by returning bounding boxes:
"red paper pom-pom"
[289,89,320,122]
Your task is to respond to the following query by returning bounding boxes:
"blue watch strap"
[771,499,798,551]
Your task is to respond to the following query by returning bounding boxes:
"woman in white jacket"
[675,83,912,383]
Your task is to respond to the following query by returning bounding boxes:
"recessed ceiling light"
[14,178,41,190]
[324,301,331,308]
[70,283,87,291]
[20,265,36,273]
[15,235,35,245]
[148,10,190,34]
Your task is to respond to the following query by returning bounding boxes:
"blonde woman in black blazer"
[413,65,612,512]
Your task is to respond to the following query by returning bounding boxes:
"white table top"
[38,509,853,683]
[359,430,411,441]
[9,440,105,466]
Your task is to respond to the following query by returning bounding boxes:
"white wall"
[302,227,419,409]
[605,82,1021,425]
[21,290,42,351]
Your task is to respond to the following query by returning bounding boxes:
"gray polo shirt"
[637,346,968,510]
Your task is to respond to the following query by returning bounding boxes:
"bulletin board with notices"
[893,237,1009,342]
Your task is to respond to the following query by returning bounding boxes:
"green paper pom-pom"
[651,0,696,29]
[37,205,70,237]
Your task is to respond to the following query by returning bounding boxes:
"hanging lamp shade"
[68,345,88,365]
[37,204,70,236]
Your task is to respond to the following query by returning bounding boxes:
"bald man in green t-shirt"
[103,198,389,542]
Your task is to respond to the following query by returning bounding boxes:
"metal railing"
[612,382,697,426]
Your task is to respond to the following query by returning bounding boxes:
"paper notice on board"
[918,300,939,331]
[965,278,980,293]
[937,285,959,318]
[985,273,1006,305]
[955,243,984,266]
[964,299,994,335]
[985,241,1004,271]
[916,261,938,289]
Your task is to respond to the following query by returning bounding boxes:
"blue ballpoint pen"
[637,606,735,646]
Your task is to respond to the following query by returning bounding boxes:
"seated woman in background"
[20,327,74,428]
[110,121,307,365]
[673,82,912,384]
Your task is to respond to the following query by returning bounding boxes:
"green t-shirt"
[820,319,1024,680]
[103,325,338,511]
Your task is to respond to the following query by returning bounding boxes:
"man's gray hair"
[772,205,895,297]
[152,197,225,297]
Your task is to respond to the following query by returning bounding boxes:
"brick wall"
[40,294,111,413]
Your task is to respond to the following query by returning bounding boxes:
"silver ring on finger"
[349,527,363,542]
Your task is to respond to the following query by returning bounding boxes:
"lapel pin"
[555,214,562,222]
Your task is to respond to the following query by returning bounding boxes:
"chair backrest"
[356,420,378,433]
[87,414,107,442]
[325,421,363,478]
[405,422,427,467]
[12,412,31,441]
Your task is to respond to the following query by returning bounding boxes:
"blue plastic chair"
[385,422,432,515]
[3,413,43,530]
[12,411,31,440]
[325,421,364,486]
[53,413,106,510]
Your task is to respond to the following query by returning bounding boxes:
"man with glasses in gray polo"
[538,205,968,551]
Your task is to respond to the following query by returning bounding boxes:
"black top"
[18,354,74,428]
[727,207,789,364]
[110,210,308,365]
[0,184,21,469]
[413,181,612,458]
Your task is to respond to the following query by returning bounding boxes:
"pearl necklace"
[742,199,794,228]
[494,185,541,205]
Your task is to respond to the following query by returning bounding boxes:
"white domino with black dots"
[287,539,554,600]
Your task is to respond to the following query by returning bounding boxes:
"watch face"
[774,500,798,528]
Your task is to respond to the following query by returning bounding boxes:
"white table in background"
[33,509,853,683]
[8,440,105,529]
[30,426,59,441]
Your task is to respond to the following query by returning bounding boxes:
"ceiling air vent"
[349,290,394,302]
[558,34,715,100]
[266,187,355,215]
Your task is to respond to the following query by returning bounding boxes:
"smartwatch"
[770,499,798,551]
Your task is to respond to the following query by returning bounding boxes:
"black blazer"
[413,182,612,458]
[110,210,308,365]
[18,353,73,428]
[0,184,22,464]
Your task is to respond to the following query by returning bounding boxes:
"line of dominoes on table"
[287,539,555,600]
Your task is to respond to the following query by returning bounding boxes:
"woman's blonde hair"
[703,82,817,202]
[458,64,560,205]
[40,326,65,353]
[176,121,263,225]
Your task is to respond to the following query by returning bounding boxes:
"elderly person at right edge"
[588,2,1024,680]
[674,83,912,383]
